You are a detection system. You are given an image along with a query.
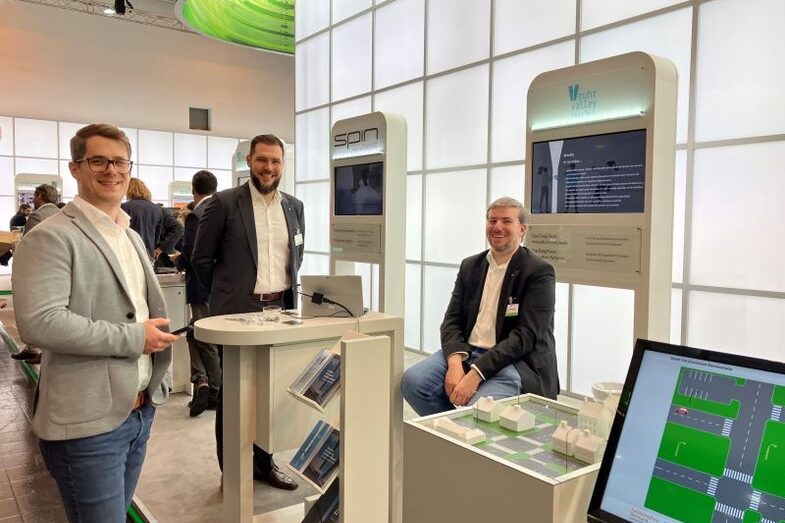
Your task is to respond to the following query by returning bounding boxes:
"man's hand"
[143,318,178,354]
[444,355,465,397]
[449,368,482,407]
[153,247,162,261]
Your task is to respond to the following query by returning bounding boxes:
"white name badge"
[505,303,519,317]
[294,233,304,246]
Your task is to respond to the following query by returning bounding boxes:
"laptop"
[300,275,364,318]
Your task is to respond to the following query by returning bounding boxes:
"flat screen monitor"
[531,129,647,214]
[334,162,383,216]
[587,339,785,523]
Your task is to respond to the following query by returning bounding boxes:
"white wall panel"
[14,119,57,159]
[120,128,138,164]
[207,136,238,171]
[425,65,489,169]
[333,0,372,23]
[423,169,486,264]
[295,108,330,182]
[495,0,575,55]
[58,122,87,160]
[406,174,422,260]
[174,133,207,168]
[489,165,524,205]
[213,169,233,192]
[695,0,785,141]
[0,157,13,196]
[136,165,173,201]
[332,14,372,101]
[555,282,569,388]
[0,117,13,156]
[138,130,173,166]
[422,265,458,353]
[581,0,684,30]
[427,0,490,74]
[405,263,421,350]
[59,160,77,199]
[296,181,330,253]
[15,158,58,177]
[296,32,330,111]
[691,142,785,292]
[374,0,424,89]
[672,150,686,284]
[330,96,372,127]
[296,0,330,41]
[374,82,423,171]
[301,252,330,277]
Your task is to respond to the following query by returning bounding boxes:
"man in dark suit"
[401,197,558,416]
[192,134,304,490]
[176,170,221,417]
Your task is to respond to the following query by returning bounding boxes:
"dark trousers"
[215,297,284,473]
[187,302,221,394]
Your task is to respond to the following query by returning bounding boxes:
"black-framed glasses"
[76,156,133,174]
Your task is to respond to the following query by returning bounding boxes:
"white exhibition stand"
[157,272,190,394]
[195,312,403,523]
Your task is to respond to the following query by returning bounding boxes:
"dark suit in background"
[122,198,162,258]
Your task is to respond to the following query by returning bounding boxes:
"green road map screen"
[595,349,785,523]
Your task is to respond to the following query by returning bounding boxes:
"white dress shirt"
[249,184,290,295]
[72,196,152,391]
[468,251,509,349]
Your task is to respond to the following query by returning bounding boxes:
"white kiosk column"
[329,112,406,316]
[525,52,678,388]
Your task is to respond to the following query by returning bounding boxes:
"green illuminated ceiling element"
[177,0,294,54]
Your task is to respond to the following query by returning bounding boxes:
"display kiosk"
[14,173,61,208]
[169,180,191,208]
[525,52,678,363]
[329,112,406,315]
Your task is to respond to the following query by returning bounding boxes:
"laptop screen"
[587,339,785,523]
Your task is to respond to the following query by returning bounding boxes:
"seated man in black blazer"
[401,197,558,416]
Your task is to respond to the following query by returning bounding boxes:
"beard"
[251,171,281,195]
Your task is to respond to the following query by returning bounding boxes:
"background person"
[122,177,162,258]
[401,197,558,416]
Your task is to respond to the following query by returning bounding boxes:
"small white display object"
[499,404,535,432]
[577,395,618,439]
[573,429,606,465]
[552,420,579,456]
[474,396,503,422]
[433,418,486,445]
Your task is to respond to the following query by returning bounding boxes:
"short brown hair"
[34,184,59,205]
[126,178,151,201]
[248,134,284,156]
[70,124,131,161]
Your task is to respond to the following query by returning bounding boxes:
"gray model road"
[652,368,785,521]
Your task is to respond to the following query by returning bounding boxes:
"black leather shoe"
[11,347,41,362]
[207,392,219,410]
[189,385,210,417]
[254,464,298,490]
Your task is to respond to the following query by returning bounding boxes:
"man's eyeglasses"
[76,156,133,174]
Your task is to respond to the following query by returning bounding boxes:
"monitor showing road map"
[588,339,785,523]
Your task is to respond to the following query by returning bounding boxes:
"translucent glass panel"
[688,291,785,362]
[494,0,575,55]
[580,7,692,143]
[491,42,574,163]
[301,253,330,277]
[374,82,423,171]
[489,165,524,205]
[295,33,330,111]
[405,263,421,350]
[554,282,569,389]
[135,166,173,202]
[295,0,329,41]
[58,122,87,160]
[0,157,13,195]
[671,150,686,283]
[330,96,372,127]
[691,142,785,292]
[426,0,490,75]
[213,169,233,191]
[374,0,424,90]
[406,174,422,260]
[120,128,138,164]
[295,108,330,182]
[138,130,173,165]
[207,137,238,171]
[59,161,77,199]
[15,158,57,176]
[174,134,207,168]
[423,169,486,264]
[425,65,489,170]
[14,119,57,159]
[0,117,12,156]
[174,167,196,182]
[296,181,330,253]
[581,0,684,30]
[571,285,635,396]
[0,197,15,231]
[333,0,371,23]
[695,0,785,142]
[671,288,682,345]
[422,265,458,353]
[331,13,372,101]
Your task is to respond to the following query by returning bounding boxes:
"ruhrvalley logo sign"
[568,84,597,119]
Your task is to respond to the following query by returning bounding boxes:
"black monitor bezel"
[587,338,785,523]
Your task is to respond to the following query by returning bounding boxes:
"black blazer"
[440,246,559,399]
[177,200,210,304]
[121,198,162,258]
[191,183,305,316]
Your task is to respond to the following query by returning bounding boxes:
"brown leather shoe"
[11,347,42,363]
[254,464,298,490]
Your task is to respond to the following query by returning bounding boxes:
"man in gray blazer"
[12,123,178,522]
[192,134,304,491]
[401,197,558,416]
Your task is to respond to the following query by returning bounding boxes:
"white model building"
[433,418,486,445]
[552,420,580,456]
[573,429,606,464]
[499,405,535,432]
[474,396,504,423]
[577,395,618,439]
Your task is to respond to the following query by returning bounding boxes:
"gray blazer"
[191,183,305,316]
[23,202,60,234]
[12,202,172,441]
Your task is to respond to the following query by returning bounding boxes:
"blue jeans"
[39,402,155,523]
[401,348,522,416]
